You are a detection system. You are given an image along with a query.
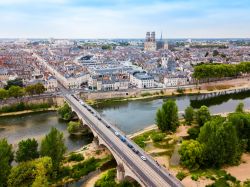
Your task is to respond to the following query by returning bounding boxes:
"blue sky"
[0,0,249,39]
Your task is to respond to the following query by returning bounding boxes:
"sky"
[0,0,250,39]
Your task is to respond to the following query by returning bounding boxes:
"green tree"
[198,117,241,167]
[95,168,117,187]
[5,78,23,89]
[25,83,45,95]
[67,121,81,134]
[228,112,250,152]
[196,105,211,126]
[7,157,52,187]
[58,103,74,121]
[0,88,8,99]
[155,99,179,132]
[34,83,45,95]
[0,139,14,187]
[16,138,39,163]
[40,127,66,171]
[8,85,24,98]
[235,102,244,113]
[179,140,205,170]
[187,127,200,139]
[184,106,194,125]
[0,88,9,99]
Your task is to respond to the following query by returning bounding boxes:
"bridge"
[62,90,183,187]
[30,50,183,187]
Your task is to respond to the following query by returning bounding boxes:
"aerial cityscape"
[0,0,250,187]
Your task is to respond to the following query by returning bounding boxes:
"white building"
[164,75,189,87]
[130,71,154,89]
[45,76,58,92]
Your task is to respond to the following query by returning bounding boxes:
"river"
[0,92,250,151]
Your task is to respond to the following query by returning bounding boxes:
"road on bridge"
[60,86,183,187]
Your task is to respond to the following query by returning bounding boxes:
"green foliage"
[141,92,152,97]
[187,126,200,139]
[244,180,250,187]
[0,138,14,187]
[5,78,23,89]
[228,112,250,152]
[150,132,166,142]
[0,88,8,99]
[179,140,205,170]
[193,62,250,80]
[8,85,24,98]
[0,102,51,113]
[176,171,187,181]
[25,83,45,95]
[133,136,147,148]
[198,117,241,167]
[71,157,98,179]
[67,121,81,134]
[184,106,194,125]
[7,157,52,187]
[16,138,39,163]
[40,127,66,171]
[94,168,139,187]
[67,153,84,162]
[58,103,74,121]
[196,105,211,126]
[235,102,244,113]
[155,99,179,132]
[95,168,117,187]
[101,45,113,50]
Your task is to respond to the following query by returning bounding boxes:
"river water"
[0,93,250,151]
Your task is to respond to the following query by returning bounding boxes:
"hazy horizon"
[0,0,249,39]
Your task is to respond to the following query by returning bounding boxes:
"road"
[61,86,183,187]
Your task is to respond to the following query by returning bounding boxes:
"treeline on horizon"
[193,62,250,80]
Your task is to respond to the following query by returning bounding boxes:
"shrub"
[176,171,186,181]
[68,153,84,162]
[151,132,166,143]
[187,127,200,139]
[141,92,152,97]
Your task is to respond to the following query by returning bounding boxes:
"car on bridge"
[115,131,119,136]
[120,136,126,142]
[140,156,147,161]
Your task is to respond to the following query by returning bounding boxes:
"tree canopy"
[193,62,250,80]
[184,106,194,125]
[196,105,211,126]
[0,139,14,187]
[16,138,39,163]
[155,99,179,132]
[40,127,66,171]
[198,117,241,167]
[58,103,74,121]
[179,140,205,170]
[7,157,52,187]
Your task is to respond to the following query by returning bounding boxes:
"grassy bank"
[0,102,57,117]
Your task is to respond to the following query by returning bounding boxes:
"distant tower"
[151,32,156,42]
[157,32,168,50]
[144,31,157,51]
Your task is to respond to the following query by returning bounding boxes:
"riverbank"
[86,77,250,107]
[0,107,58,117]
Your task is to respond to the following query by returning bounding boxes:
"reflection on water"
[96,93,250,134]
[0,111,92,151]
[1,92,250,152]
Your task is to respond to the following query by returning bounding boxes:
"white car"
[115,131,119,136]
[140,156,147,161]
